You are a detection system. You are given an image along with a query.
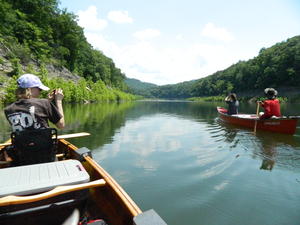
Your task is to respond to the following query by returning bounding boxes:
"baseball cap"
[17,74,50,91]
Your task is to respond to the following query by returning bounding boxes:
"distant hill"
[141,35,300,99]
[125,78,157,97]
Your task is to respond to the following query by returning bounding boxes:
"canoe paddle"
[254,102,260,133]
[0,132,90,147]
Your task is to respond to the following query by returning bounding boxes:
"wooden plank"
[57,132,90,139]
[0,179,105,206]
[0,132,90,147]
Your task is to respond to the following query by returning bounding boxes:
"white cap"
[17,74,50,91]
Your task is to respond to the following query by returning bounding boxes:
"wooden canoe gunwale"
[217,107,298,135]
[58,139,142,217]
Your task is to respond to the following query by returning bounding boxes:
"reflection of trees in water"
[72,101,300,171]
[126,101,221,122]
[2,100,299,169]
[0,102,136,145]
[61,102,136,149]
[67,101,223,149]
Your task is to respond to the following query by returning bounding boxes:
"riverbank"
[188,88,300,103]
[0,74,139,105]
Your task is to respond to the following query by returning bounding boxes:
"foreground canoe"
[217,107,298,135]
[0,137,167,225]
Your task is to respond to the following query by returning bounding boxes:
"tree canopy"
[0,0,126,89]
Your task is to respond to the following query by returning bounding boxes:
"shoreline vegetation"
[187,96,293,103]
[0,69,140,105]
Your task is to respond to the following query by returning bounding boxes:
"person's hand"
[48,88,64,102]
[54,88,64,101]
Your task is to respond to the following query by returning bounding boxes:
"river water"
[1,101,300,225]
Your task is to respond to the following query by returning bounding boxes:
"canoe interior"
[0,139,142,225]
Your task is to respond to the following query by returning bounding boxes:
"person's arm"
[55,99,65,129]
[49,88,65,129]
[257,101,264,108]
[225,96,231,102]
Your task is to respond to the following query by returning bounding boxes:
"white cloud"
[133,29,161,40]
[201,22,235,42]
[78,6,107,31]
[176,34,184,40]
[79,7,245,85]
[85,31,243,84]
[107,10,133,24]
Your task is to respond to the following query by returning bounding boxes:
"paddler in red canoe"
[258,88,281,119]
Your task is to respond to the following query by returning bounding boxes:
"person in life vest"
[225,93,239,115]
[258,88,281,119]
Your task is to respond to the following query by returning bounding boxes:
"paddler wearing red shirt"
[258,88,281,119]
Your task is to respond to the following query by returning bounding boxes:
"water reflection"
[62,102,136,148]
[1,101,300,225]
[217,116,300,171]
[254,133,300,171]
[67,101,226,150]
[1,101,300,173]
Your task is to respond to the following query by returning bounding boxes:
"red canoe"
[217,107,298,135]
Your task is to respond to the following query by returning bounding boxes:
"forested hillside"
[0,0,126,89]
[190,35,300,97]
[128,36,300,99]
[125,78,157,97]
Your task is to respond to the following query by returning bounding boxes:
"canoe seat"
[0,160,91,225]
[0,159,90,197]
[8,128,57,166]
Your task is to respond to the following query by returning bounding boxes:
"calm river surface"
[1,101,300,225]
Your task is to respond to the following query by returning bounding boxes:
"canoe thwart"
[0,179,106,207]
[0,132,91,148]
[57,132,90,140]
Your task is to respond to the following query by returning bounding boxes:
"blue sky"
[59,0,300,85]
